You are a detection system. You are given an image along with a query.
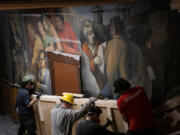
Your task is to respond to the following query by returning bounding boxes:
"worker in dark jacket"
[16,74,40,135]
[114,78,156,135]
[51,94,96,135]
[76,106,123,135]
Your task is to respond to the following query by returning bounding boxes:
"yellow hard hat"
[60,94,74,104]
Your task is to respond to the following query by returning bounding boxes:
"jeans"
[18,115,36,135]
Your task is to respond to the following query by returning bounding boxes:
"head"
[25,22,36,44]
[113,78,131,94]
[60,94,74,109]
[39,50,47,68]
[37,20,45,37]
[81,20,95,47]
[87,106,102,124]
[141,29,152,50]
[54,14,64,32]
[126,25,139,43]
[109,16,125,37]
[20,74,36,94]
[41,16,50,32]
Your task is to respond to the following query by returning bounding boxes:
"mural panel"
[0,2,180,106]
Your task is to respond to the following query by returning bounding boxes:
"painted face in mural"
[83,20,95,46]
[54,16,63,32]
[42,18,49,32]
[39,51,46,68]
[110,24,115,37]
[87,30,95,46]
[38,21,45,37]
[26,22,35,44]
[146,37,152,50]
[9,19,16,34]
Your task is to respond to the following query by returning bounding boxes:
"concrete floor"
[0,115,19,135]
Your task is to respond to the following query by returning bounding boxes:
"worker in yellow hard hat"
[60,93,74,108]
[51,93,97,135]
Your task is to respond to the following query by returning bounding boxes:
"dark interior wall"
[0,1,180,106]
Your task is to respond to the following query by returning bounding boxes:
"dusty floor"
[0,115,19,135]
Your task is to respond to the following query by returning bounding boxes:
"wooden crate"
[33,95,128,135]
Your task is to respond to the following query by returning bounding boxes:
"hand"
[94,56,103,65]
[88,97,97,105]
[36,93,41,99]
[104,117,113,128]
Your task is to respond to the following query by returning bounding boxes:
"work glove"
[36,93,41,99]
[88,97,97,105]
[104,117,113,128]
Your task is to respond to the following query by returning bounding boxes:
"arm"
[26,98,37,108]
[39,69,52,94]
[24,92,37,108]
[67,98,96,122]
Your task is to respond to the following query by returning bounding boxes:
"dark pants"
[18,115,36,135]
[126,129,156,135]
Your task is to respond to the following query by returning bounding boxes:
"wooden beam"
[0,0,137,10]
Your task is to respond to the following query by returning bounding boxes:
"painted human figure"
[41,16,62,52]
[104,16,128,99]
[36,50,52,95]
[25,21,44,73]
[9,18,26,83]
[53,14,80,55]
[81,20,105,90]
[142,30,163,101]
[126,26,152,99]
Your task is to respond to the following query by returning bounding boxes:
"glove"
[36,93,41,99]
[104,117,113,128]
[88,97,97,105]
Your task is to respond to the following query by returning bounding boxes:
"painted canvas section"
[0,2,179,107]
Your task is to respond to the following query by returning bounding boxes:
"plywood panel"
[53,61,80,96]
[47,52,81,96]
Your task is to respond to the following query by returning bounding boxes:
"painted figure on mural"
[9,17,26,83]
[25,18,44,74]
[141,29,163,100]
[41,15,62,52]
[53,14,80,55]
[36,50,52,95]
[104,16,128,99]
[126,25,152,99]
[81,20,105,90]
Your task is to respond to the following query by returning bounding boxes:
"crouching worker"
[114,78,156,135]
[76,106,123,135]
[51,94,96,135]
[16,74,41,135]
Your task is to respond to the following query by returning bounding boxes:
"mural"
[8,15,27,83]
[0,2,180,106]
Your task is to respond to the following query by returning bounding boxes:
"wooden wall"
[0,80,19,121]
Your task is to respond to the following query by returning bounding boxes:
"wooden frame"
[47,51,81,95]
[0,0,137,10]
